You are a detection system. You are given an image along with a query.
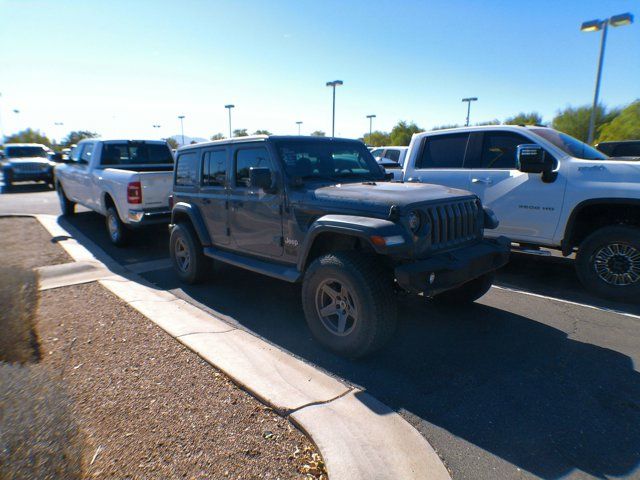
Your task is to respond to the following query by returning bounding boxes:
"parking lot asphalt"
[2,185,640,480]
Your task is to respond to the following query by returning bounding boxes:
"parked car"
[55,139,174,246]
[402,125,640,301]
[595,140,640,158]
[169,135,509,357]
[2,143,57,188]
[370,146,409,166]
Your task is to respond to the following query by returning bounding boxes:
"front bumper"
[4,169,53,182]
[126,208,171,228]
[394,236,510,295]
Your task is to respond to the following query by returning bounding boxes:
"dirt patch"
[0,217,72,269]
[37,283,324,479]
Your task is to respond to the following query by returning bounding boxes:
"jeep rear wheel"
[301,252,397,358]
[576,225,640,301]
[170,222,209,284]
[432,272,494,304]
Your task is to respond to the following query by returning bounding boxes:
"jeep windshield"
[5,146,49,158]
[274,140,384,182]
[530,128,607,160]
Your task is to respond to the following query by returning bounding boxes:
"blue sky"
[0,0,638,142]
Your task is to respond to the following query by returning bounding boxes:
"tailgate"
[139,172,173,209]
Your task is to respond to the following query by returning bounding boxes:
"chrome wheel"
[174,237,191,273]
[593,243,640,286]
[107,213,119,242]
[315,278,358,336]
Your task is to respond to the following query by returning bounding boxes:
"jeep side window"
[175,151,198,186]
[202,150,227,187]
[235,147,270,188]
[417,133,469,169]
[479,132,531,169]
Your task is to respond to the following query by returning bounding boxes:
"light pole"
[461,97,477,127]
[326,80,343,137]
[296,121,303,135]
[178,115,185,146]
[366,114,376,144]
[581,13,633,144]
[225,104,235,138]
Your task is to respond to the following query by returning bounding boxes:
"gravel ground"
[0,216,72,269]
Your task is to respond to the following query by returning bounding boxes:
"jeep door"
[228,144,283,257]
[199,147,230,245]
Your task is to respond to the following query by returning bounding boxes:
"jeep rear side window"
[235,147,270,188]
[175,151,198,186]
[479,132,531,169]
[202,150,227,187]
[417,133,469,169]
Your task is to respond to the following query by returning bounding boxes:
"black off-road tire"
[170,222,209,284]
[301,251,397,358]
[56,182,76,216]
[575,225,640,302]
[432,272,495,305]
[105,206,130,247]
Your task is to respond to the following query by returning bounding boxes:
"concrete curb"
[21,213,451,480]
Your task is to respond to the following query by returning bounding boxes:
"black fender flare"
[171,202,212,246]
[296,214,408,271]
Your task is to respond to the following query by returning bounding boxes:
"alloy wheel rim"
[593,242,640,286]
[107,214,119,241]
[174,238,191,272]
[315,278,358,336]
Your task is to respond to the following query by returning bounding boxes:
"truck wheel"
[4,170,13,188]
[432,272,494,305]
[105,206,129,247]
[56,183,75,216]
[301,252,397,358]
[575,225,640,301]
[170,222,209,284]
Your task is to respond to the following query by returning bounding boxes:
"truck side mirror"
[517,144,553,174]
[249,167,274,191]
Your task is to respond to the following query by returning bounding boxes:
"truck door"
[228,145,283,257]
[199,147,230,245]
[467,131,566,243]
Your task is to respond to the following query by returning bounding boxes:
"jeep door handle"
[471,177,493,185]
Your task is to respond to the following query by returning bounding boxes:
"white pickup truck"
[54,139,174,246]
[402,125,640,301]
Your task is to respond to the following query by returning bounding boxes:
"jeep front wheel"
[301,252,397,358]
[576,225,640,301]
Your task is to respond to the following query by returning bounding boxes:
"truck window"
[384,149,401,162]
[202,150,227,187]
[479,132,531,169]
[101,142,174,166]
[235,147,270,188]
[370,148,384,157]
[175,151,198,186]
[80,143,95,164]
[417,133,469,169]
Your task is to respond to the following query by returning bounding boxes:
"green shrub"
[0,266,39,363]
[0,363,84,479]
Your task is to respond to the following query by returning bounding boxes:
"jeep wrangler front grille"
[425,199,481,250]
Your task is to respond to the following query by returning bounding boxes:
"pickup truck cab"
[169,135,509,357]
[403,125,640,301]
[55,139,174,246]
[2,143,57,188]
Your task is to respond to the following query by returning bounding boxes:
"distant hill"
[167,134,208,146]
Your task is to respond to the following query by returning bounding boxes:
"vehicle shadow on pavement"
[140,262,640,480]
[0,183,53,194]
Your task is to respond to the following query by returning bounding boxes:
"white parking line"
[491,285,640,320]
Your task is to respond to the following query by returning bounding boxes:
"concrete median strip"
[24,214,451,480]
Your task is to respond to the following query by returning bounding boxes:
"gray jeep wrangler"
[169,136,509,357]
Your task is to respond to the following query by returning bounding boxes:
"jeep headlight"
[408,210,421,233]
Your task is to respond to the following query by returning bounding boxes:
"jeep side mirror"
[517,144,553,174]
[249,167,273,191]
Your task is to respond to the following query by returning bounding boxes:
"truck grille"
[424,199,481,250]
[13,163,47,173]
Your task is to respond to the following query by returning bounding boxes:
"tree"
[475,119,501,126]
[165,137,178,149]
[503,112,543,125]
[3,128,51,147]
[431,124,461,131]
[210,133,225,141]
[233,129,248,137]
[597,100,640,142]
[389,121,423,146]
[253,129,272,135]
[310,130,326,137]
[61,130,98,147]
[552,104,620,143]
[363,130,391,146]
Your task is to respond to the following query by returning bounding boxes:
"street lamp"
[225,104,235,138]
[581,12,634,144]
[178,115,185,146]
[366,114,376,144]
[296,121,303,135]
[326,80,343,137]
[461,97,478,127]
